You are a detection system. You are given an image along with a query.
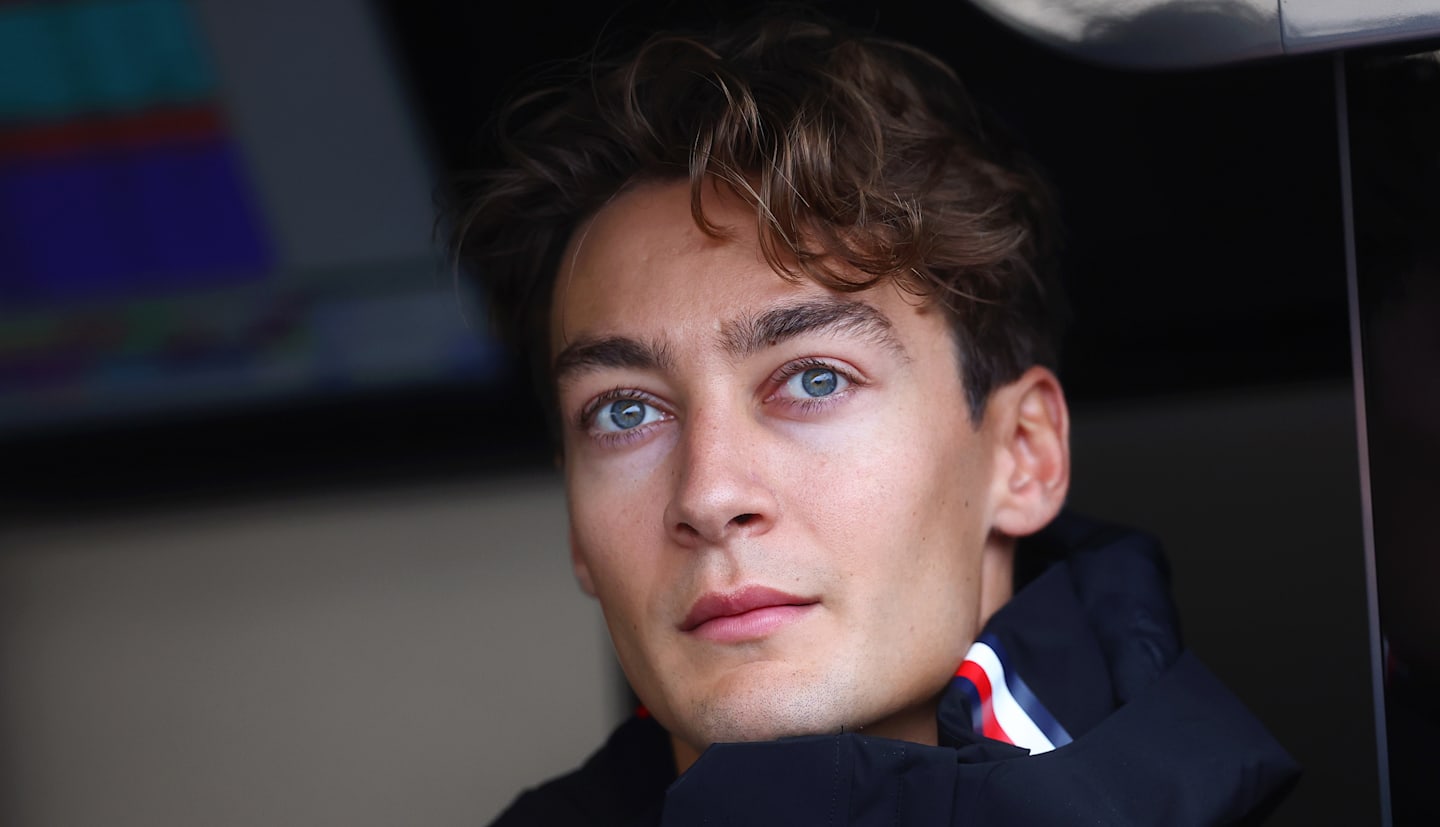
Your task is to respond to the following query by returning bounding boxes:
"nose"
[664,411,778,547]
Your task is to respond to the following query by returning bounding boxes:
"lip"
[680,586,818,643]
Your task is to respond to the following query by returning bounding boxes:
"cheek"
[794,410,987,619]
[798,404,977,528]
[571,502,643,590]
[565,463,669,609]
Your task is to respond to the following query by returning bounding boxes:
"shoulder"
[488,713,674,827]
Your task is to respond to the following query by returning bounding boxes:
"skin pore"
[550,179,1070,773]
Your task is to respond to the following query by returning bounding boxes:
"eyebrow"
[553,336,676,384]
[720,297,907,361]
[552,297,906,384]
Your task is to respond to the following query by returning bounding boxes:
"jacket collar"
[939,511,1183,753]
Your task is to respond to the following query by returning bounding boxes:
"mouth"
[680,585,819,643]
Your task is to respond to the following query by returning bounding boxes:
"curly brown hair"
[450,9,1063,422]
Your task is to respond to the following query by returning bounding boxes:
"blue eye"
[786,366,845,398]
[595,397,663,432]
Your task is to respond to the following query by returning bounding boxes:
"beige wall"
[0,473,617,826]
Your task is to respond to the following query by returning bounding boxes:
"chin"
[676,671,863,746]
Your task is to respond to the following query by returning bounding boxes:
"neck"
[671,736,701,775]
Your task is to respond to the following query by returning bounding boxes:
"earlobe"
[570,526,598,597]
[990,366,1071,538]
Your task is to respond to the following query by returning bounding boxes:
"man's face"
[551,180,1013,757]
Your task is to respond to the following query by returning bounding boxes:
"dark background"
[1350,46,1440,826]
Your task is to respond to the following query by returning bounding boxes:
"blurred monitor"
[0,0,499,437]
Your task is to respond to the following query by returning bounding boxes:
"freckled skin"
[552,181,1016,770]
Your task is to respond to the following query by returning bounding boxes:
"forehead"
[550,180,938,362]
[552,180,772,353]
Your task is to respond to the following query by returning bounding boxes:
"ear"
[570,525,598,597]
[987,366,1070,538]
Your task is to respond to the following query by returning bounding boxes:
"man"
[454,10,1297,825]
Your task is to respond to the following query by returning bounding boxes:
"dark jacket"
[492,514,1299,825]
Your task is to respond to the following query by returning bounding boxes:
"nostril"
[731,513,759,526]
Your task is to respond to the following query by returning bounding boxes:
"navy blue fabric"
[666,653,1296,826]
[939,559,1116,743]
[1055,515,1184,705]
[489,514,1298,826]
[491,713,672,826]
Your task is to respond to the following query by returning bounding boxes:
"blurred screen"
[0,0,499,435]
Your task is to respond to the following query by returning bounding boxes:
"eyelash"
[767,357,861,412]
[579,387,671,447]
[575,358,863,447]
